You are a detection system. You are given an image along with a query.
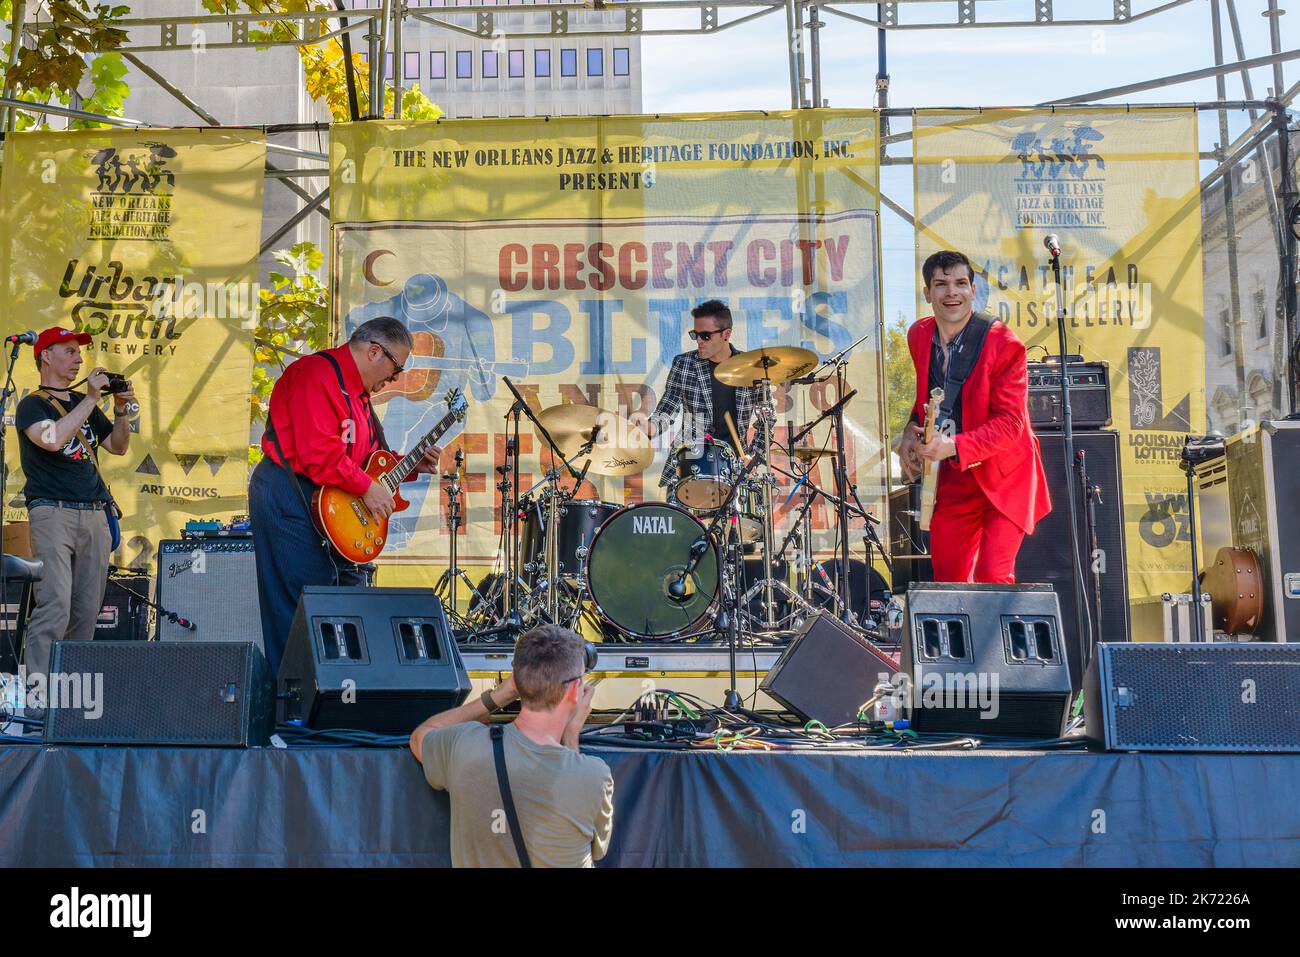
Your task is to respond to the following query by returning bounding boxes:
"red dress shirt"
[262,345,384,497]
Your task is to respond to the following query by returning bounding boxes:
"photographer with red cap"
[13,327,135,720]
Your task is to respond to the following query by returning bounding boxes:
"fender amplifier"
[1028,360,1111,430]
[155,538,262,650]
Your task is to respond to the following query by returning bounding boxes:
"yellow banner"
[331,111,883,565]
[1,128,265,570]
[913,108,1205,600]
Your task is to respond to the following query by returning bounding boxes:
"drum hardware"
[433,449,487,624]
[788,327,875,625]
[714,347,818,632]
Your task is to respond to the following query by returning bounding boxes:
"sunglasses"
[369,340,406,381]
[688,328,727,342]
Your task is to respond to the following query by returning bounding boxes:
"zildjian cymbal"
[713,345,820,387]
[534,403,654,476]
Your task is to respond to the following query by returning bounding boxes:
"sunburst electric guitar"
[314,388,469,563]
[918,387,944,532]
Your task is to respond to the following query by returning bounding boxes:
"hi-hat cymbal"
[714,346,820,387]
[534,403,654,476]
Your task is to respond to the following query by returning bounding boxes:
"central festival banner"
[331,111,883,565]
[0,128,265,571]
[913,108,1205,601]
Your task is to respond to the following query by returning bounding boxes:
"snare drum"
[585,502,719,639]
[521,498,620,580]
[671,437,738,510]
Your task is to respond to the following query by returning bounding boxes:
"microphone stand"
[0,340,21,668]
[106,565,197,636]
[1047,245,1093,680]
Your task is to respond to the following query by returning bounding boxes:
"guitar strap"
[36,389,121,551]
[937,313,994,430]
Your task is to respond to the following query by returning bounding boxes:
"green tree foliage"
[0,1,130,131]
[883,312,917,451]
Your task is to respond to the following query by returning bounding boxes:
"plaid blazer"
[651,348,762,487]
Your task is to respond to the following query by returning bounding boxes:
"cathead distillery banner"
[913,107,1205,599]
[0,128,265,570]
[331,111,883,564]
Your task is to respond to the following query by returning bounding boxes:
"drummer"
[649,300,763,490]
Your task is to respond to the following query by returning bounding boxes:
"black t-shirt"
[14,390,113,503]
[709,363,740,450]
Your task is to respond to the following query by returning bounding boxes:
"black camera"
[583,640,598,673]
[102,372,132,396]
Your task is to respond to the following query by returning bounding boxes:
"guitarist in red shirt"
[898,251,1051,583]
[250,318,442,671]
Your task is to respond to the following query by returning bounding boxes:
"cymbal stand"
[518,437,595,623]
[434,451,484,620]
[737,396,821,633]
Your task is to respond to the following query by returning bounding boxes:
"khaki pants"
[23,504,111,703]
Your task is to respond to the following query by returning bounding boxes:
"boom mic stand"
[1045,234,1093,678]
[0,340,22,669]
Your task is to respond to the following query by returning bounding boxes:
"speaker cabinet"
[278,586,471,734]
[759,612,899,728]
[1085,642,1300,752]
[1017,430,1129,689]
[901,582,1073,738]
[44,640,274,747]
[155,538,263,651]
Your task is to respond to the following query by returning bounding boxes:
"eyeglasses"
[688,328,726,342]
[368,340,406,381]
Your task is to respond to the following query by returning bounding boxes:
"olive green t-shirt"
[421,722,614,868]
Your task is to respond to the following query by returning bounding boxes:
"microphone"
[5,331,36,345]
[667,576,688,600]
[1043,234,1061,258]
[171,614,196,632]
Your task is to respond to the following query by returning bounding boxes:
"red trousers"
[928,464,1026,584]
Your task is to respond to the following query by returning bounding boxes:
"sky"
[639,0,1300,326]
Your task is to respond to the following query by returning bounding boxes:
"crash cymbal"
[534,403,654,476]
[788,447,834,462]
[713,346,820,387]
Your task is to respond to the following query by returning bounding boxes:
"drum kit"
[460,339,889,657]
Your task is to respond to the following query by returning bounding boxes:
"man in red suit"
[898,250,1051,583]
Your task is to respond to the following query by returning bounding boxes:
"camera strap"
[489,724,532,868]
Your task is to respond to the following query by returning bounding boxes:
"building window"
[509,49,525,78]
[385,53,393,80]
[483,50,499,78]
[587,48,603,77]
[614,47,629,76]
[535,49,551,77]
[1220,308,1233,358]
[456,51,472,79]
[561,48,577,77]
[1255,289,1269,341]
[430,51,446,79]
[404,51,420,80]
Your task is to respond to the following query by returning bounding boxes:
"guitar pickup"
[350,500,370,526]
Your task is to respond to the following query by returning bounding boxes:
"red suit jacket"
[908,315,1052,534]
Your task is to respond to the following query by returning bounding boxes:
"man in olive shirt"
[410,625,614,867]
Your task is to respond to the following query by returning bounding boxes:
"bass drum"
[585,502,719,639]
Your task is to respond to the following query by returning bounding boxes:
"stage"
[2,741,1297,867]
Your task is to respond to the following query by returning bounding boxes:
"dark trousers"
[249,458,366,674]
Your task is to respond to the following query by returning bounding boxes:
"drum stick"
[724,410,745,458]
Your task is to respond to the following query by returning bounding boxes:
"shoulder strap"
[319,350,387,453]
[939,314,994,422]
[489,724,532,868]
[37,390,113,498]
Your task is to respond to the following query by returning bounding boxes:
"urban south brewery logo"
[87,142,177,242]
[1010,125,1108,231]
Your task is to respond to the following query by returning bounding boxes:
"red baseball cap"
[34,326,93,358]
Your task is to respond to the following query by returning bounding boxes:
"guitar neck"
[389,410,458,484]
